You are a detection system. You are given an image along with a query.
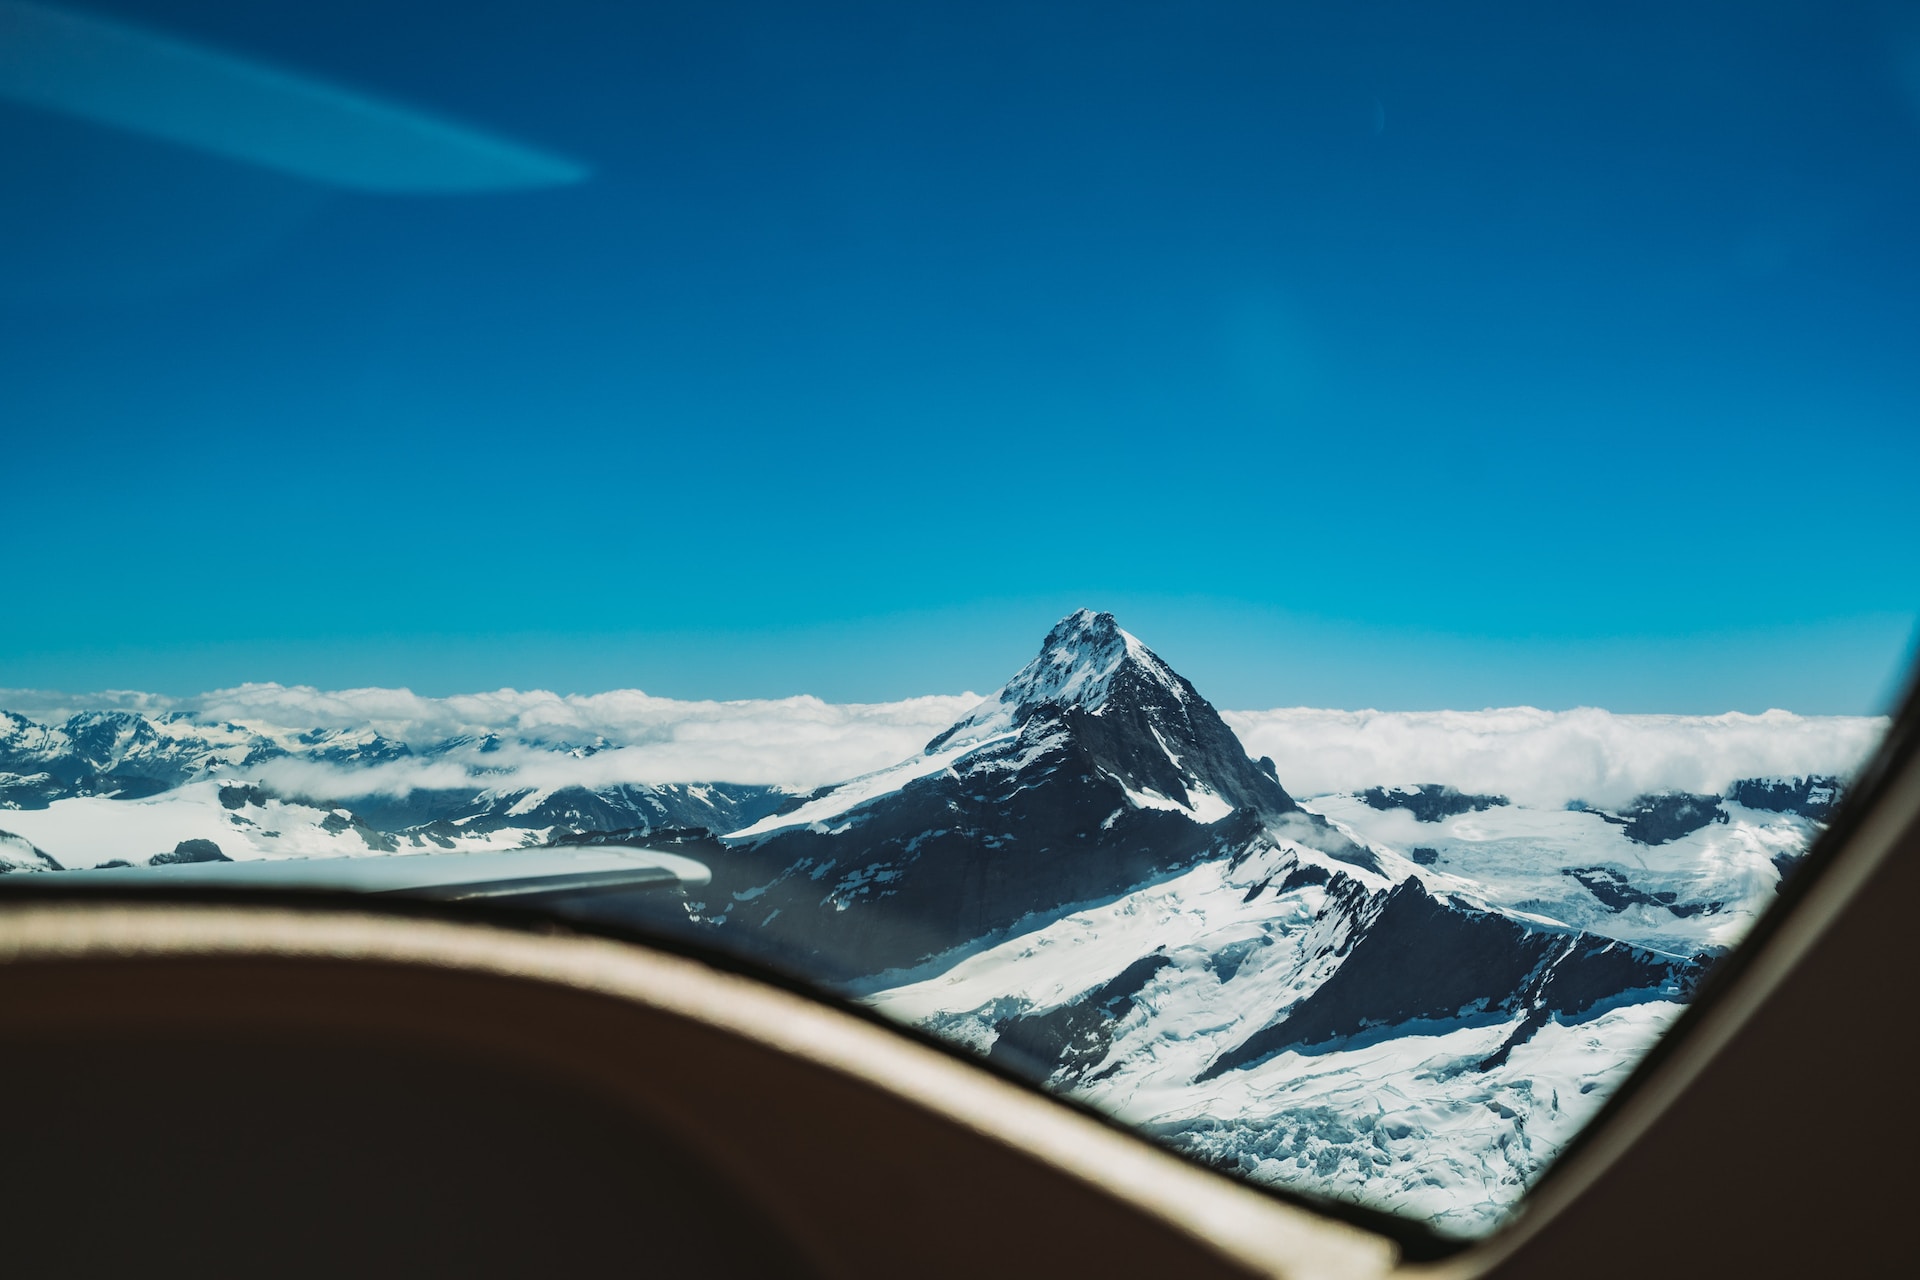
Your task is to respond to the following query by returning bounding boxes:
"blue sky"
[3,0,1917,712]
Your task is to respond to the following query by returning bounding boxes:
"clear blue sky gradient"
[3,0,1916,712]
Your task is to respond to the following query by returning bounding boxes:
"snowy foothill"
[0,780,536,868]
[728,729,1018,839]
[861,788,1795,1234]
[865,838,1700,1235]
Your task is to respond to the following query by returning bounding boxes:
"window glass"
[4,0,1915,1240]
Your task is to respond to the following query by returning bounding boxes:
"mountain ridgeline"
[0,708,788,838]
[626,610,1714,1074]
[667,610,1309,980]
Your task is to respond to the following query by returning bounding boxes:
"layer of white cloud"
[4,684,1889,809]
[209,683,983,793]
[1223,706,1888,809]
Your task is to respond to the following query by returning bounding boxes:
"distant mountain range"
[0,611,1855,1231]
[0,707,790,859]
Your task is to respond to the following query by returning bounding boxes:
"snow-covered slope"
[0,709,270,807]
[0,775,792,870]
[864,767,1824,1235]
[0,701,794,866]
[0,827,60,873]
[1305,788,1820,954]
[676,611,1332,981]
[867,845,1692,1234]
[0,780,477,867]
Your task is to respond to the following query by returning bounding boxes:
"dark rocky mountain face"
[987,953,1173,1084]
[1360,784,1509,823]
[0,772,70,810]
[1584,793,1729,845]
[1199,876,1704,1080]
[1730,775,1844,820]
[1734,777,1844,891]
[928,610,1298,823]
[347,783,787,843]
[152,838,231,865]
[548,826,729,856]
[1563,866,1719,918]
[696,750,1282,983]
[0,829,61,872]
[0,710,247,807]
[677,611,1310,983]
[0,705,785,840]
[939,848,1712,1100]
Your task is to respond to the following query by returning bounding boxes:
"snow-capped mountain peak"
[1003,608,1183,715]
[930,609,1191,752]
[693,611,1326,980]
[732,610,1298,845]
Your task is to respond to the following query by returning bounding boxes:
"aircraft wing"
[11,846,712,906]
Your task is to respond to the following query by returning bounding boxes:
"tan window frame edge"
[0,898,1397,1280]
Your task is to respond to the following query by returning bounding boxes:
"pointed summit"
[1021,608,1135,698]
[930,609,1195,752]
[922,610,1295,824]
[706,609,1313,976]
[1005,608,1185,714]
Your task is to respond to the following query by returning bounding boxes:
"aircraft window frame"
[3,1,1913,1256]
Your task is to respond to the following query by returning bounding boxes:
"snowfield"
[863,792,1790,1234]
[1149,1000,1683,1234]
[0,779,542,868]
[1307,793,1816,953]
[842,617,1854,1237]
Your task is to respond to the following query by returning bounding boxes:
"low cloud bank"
[6,684,1889,809]
[209,683,981,793]
[1224,706,1889,809]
